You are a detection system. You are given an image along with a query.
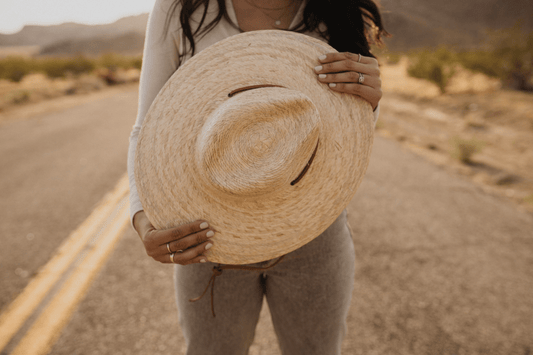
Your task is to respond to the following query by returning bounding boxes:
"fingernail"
[200,259,207,263]
[205,243,213,250]
[200,222,209,229]
[318,74,327,79]
[206,230,214,237]
[314,65,322,72]
[329,83,337,87]
[318,55,326,60]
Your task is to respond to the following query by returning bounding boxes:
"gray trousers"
[174,210,355,355]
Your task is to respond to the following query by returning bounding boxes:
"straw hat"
[135,30,374,265]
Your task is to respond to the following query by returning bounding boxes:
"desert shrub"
[451,136,484,164]
[98,53,126,70]
[457,24,533,91]
[96,53,143,72]
[63,55,95,76]
[407,47,456,93]
[40,56,95,78]
[130,57,142,70]
[488,24,533,90]
[98,53,130,70]
[403,24,533,92]
[11,90,31,104]
[457,50,502,78]
[40,59,68,78]
[0,53,142,83]
[0,56,34,82]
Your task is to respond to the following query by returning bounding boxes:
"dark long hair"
[164,0,388,66]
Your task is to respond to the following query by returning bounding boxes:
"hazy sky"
[0,0,157,34]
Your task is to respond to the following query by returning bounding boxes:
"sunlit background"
[0,0,532,354]
[0,0,156,34]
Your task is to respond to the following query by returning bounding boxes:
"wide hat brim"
[135,30,374,265]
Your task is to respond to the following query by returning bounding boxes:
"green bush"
[98,53,142,71]
[0,53,142,82]
[0,56,34,82]
[456,24,533,90]
[11,90,31,104]
[405,25,533,92]
[130,57,142,70]
[407,47,456,94]
[63,55,95,76]
[457,50,502,78]
[40,56,95,78]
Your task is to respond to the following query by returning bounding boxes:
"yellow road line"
[11,199,130,355]
[0,174,129,351]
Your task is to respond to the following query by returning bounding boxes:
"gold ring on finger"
[170,253,175,263]
[167,242,171,253]
[358,72,364,84]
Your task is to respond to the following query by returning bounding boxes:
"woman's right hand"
[133,211,215,265]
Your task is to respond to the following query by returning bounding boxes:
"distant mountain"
[0,14,148,47]
[1,1,532,54]
[380,0,533,50]
[39,32,145,57]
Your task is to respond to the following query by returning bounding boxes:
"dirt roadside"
[378,60,533,213]
[0,80,139,125]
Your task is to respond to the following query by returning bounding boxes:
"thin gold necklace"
[242,0,301,28]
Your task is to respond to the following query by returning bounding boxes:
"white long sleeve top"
[127,0,380,222]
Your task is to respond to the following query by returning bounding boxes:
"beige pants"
[174,210,356,355]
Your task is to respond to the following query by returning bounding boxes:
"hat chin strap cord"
[191,83,319,317]
[190,255,285,317]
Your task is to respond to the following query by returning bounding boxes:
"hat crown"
[196,87,320,196]
[135,30,374,264]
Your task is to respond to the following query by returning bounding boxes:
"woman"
[128,0,387,353]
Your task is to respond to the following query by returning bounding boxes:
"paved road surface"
[0,88,136,310]
[1,90,532,354]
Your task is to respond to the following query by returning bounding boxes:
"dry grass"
[450,136,485,164]
[0,68,140,114]
[0,45,142,116]
[0,73,101,110]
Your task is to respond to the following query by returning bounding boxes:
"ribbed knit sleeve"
[127,0,181,223]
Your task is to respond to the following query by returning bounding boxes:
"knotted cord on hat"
[190,255,285,317]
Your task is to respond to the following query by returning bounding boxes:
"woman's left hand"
[315,52,382,111]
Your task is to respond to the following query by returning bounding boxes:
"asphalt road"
[0,88,136,310]
[1,89,532,354]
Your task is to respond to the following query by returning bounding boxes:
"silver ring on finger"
[358,72,365,84]
[357,53,362,63]
[170,252,175,263]
[167,242,172,253]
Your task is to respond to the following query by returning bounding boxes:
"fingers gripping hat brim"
[135,30,374,264]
